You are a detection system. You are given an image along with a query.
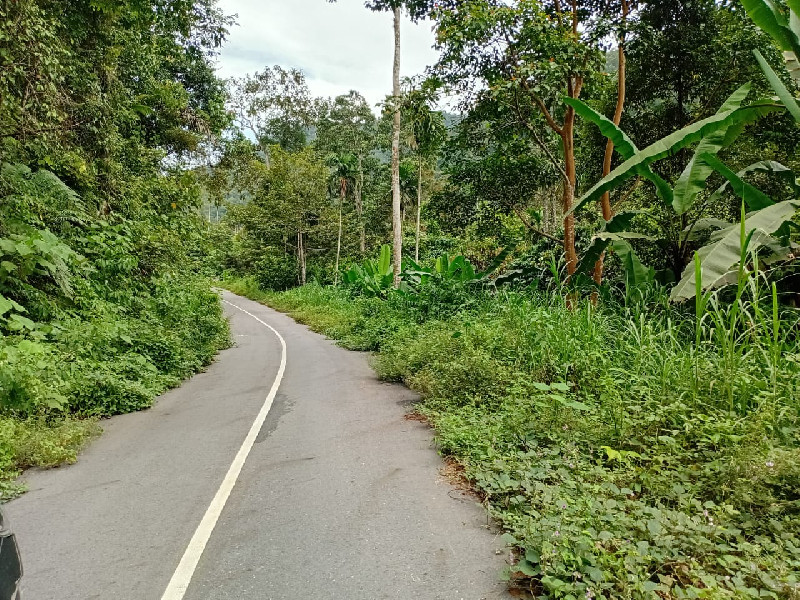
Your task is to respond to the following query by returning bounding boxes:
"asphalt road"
[7,290,510,600]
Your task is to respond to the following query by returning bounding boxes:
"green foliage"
[571,85,798,301]
[754,49,800,121]
[343,244,395,297]
[0,416,100,498]
[672,201,800,301]
[0,0,232,496]
[573,102,780,214]
[246,279,800,600]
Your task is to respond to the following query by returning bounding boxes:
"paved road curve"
[8,291,509,600]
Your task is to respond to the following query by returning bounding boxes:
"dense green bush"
[231,279,800,599]
[0,163,230,497]
[254,254,300,291]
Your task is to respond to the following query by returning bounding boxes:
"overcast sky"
[214,0,440,110]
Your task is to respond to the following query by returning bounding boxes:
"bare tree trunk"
[298,230,306,286]
[593,0,629,287]
[562,107,578,278]
[335,178,345,285]
[391,6,403,288]
[356,154,365,253]
[415,154,422,262]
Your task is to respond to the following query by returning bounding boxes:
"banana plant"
[567,84,797,301]
[566,92,780,216]
[574,211,656,299]
[671,199,800,301]
[402,252,480,287]
[343,244,395,297]
[742,0,800,121]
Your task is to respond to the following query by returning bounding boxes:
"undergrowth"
[0,277,229,498]
[225,276,800,600]
[0,160,232,499]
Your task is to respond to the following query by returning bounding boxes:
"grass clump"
[227,277,800,599]
[0,417,101,497]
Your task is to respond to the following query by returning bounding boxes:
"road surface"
[7,290,509,599]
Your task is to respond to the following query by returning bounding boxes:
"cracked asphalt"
[7,290,510,600]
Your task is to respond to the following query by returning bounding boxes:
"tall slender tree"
[326,153,358,284]
[331,0,430,285]
[401,80,446,261]
[315,92,377,253]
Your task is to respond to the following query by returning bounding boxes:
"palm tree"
[401,81,446,261]
[327,153,358,284]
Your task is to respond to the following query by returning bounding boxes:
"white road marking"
[161,298,287,600]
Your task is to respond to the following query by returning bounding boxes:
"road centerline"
[160,298,287,600]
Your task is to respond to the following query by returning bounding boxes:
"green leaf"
[642,581,660,593]
[0,294,14,316]
[564,97,673,205]
[647,519,662,536]
[671,201,800,301]
[698,154,775,210]
[708,161,800,207]
[563,97,638,159]
[574,212,643,276]
[524,548,541,564]
[566,400,591,411]
[377,244,392,277]
[587,567,604,583]
[513,559,539,577]
[753,50,800,122]
[742,0,799,53]
[572,103,780,214]
[672,84,752,214]
[611,239,655,291]
[7,314,37,331]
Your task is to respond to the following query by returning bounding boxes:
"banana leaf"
[564,97,673,205]
[698,153,775,210]
[571,103,781,214]
[706,161,800,207]
[754,50,800,121]
[742,0,800,55]
[671,200,800,301]
[671,84,752,214]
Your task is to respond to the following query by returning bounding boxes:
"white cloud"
[215,0,440,110]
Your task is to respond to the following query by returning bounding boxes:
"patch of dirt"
[403,411,429,424]
[440,456,484,502]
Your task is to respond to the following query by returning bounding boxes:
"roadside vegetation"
[212,0,800,597]
[224,261,800,598]
[0,2,231,498]
[4,0,800,597]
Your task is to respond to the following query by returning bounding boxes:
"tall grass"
[226,276,800,599]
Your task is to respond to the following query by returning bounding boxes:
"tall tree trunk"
[391,6,403,288]
[562,105,578,278]
[593,0,629,287]
[356,154,365,253]
[335,178,345,285]
[298,230,306,286]
[415,154,422,262]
